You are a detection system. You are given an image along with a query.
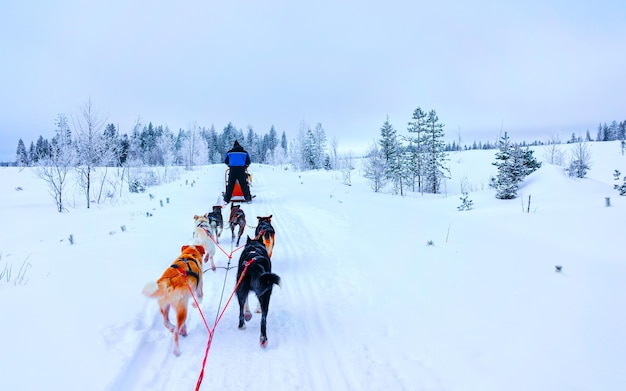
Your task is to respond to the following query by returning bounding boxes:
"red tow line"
[177,258,254,391]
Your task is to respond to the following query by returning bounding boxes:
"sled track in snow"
[105,167,417,390]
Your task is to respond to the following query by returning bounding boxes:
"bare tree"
[329,136,339,170]
[35,115,75,212]
[543,135,564,165]
[73,98,107,208]
[363,142,387,192]
[181,123,208,169]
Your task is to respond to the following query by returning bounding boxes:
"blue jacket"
[225,143,251,167]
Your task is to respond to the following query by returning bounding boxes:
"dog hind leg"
[172,302,187,356]
[237,288,250,329]
[237,224,245,246]
[159,303,175,332]
[258,293,271,348]
[243,296,253,321]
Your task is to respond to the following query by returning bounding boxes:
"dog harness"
[196,222,212,237]
[170,257,200,287]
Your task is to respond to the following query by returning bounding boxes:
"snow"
[1,141,625,391]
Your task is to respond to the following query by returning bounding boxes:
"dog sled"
[223,168,255,203]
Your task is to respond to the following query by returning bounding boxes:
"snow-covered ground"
[1,141,625,391]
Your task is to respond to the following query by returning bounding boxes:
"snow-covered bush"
[457,192,474,211]
[613,170,626,195]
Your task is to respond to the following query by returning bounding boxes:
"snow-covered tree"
[35,116,76,212]
[491,132,541,199]
[378,116,397,166]
[73,98,108,208]
[491,132,519,199]
[363,142,387,192]
[406,107,427,192]
[16,139,28,166]
[565,142,591,178]
[543,136,564,166]
[422,110,449,194]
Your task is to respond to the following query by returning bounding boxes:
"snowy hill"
[1,141,625,391]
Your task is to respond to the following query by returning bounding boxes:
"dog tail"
[260,272,281,289]
[142,281,163,298]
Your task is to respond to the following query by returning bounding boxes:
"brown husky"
[143,245,205,356]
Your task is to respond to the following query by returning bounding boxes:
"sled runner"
[224,168,255,203]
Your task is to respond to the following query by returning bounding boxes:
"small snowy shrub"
[129,179,146,193]
[457,192,474,211]
[613,170,626,196]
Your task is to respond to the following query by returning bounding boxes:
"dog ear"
[193,215,198,220]
[268,214,272,220]
[195,245,205,255]
[181,245,190,252]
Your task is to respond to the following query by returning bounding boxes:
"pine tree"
[422,110,449,194]
[407,107,427,192]
[565,142,591,178]
[16,139,28,166]
[268,125,278,153]
[491,132,518,199]
[378,116,397,166]
[313,123,327,169]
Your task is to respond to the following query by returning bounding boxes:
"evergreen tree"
[16,139,28,166]
[407,107,427,192]
[205,125,220,163]
[491,132,519,199]
[596,123,603,141]
[389,137,406,195]
[118,133,130,165]
[102,123,119,166]
[422,110,449,194]
[268,125,278,153]
[565,142,591,178]
[490,133,541,199]
[303,128,316,169]
[28,141,36,164]
[378,116,396,166]
[618,121,626,141]
[35,135,51,161]
[313,123,327,169]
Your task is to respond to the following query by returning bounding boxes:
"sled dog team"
[143,203,279,356]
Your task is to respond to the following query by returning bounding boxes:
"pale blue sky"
[1,0,625,160]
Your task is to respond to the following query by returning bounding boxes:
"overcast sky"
[1,0,625,160]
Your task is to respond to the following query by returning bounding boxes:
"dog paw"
[260,336,268,348]
[244,310,252,322]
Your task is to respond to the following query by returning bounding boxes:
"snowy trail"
[104,164,409,390]
[90,163,454,391]
[103,165,368,390]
